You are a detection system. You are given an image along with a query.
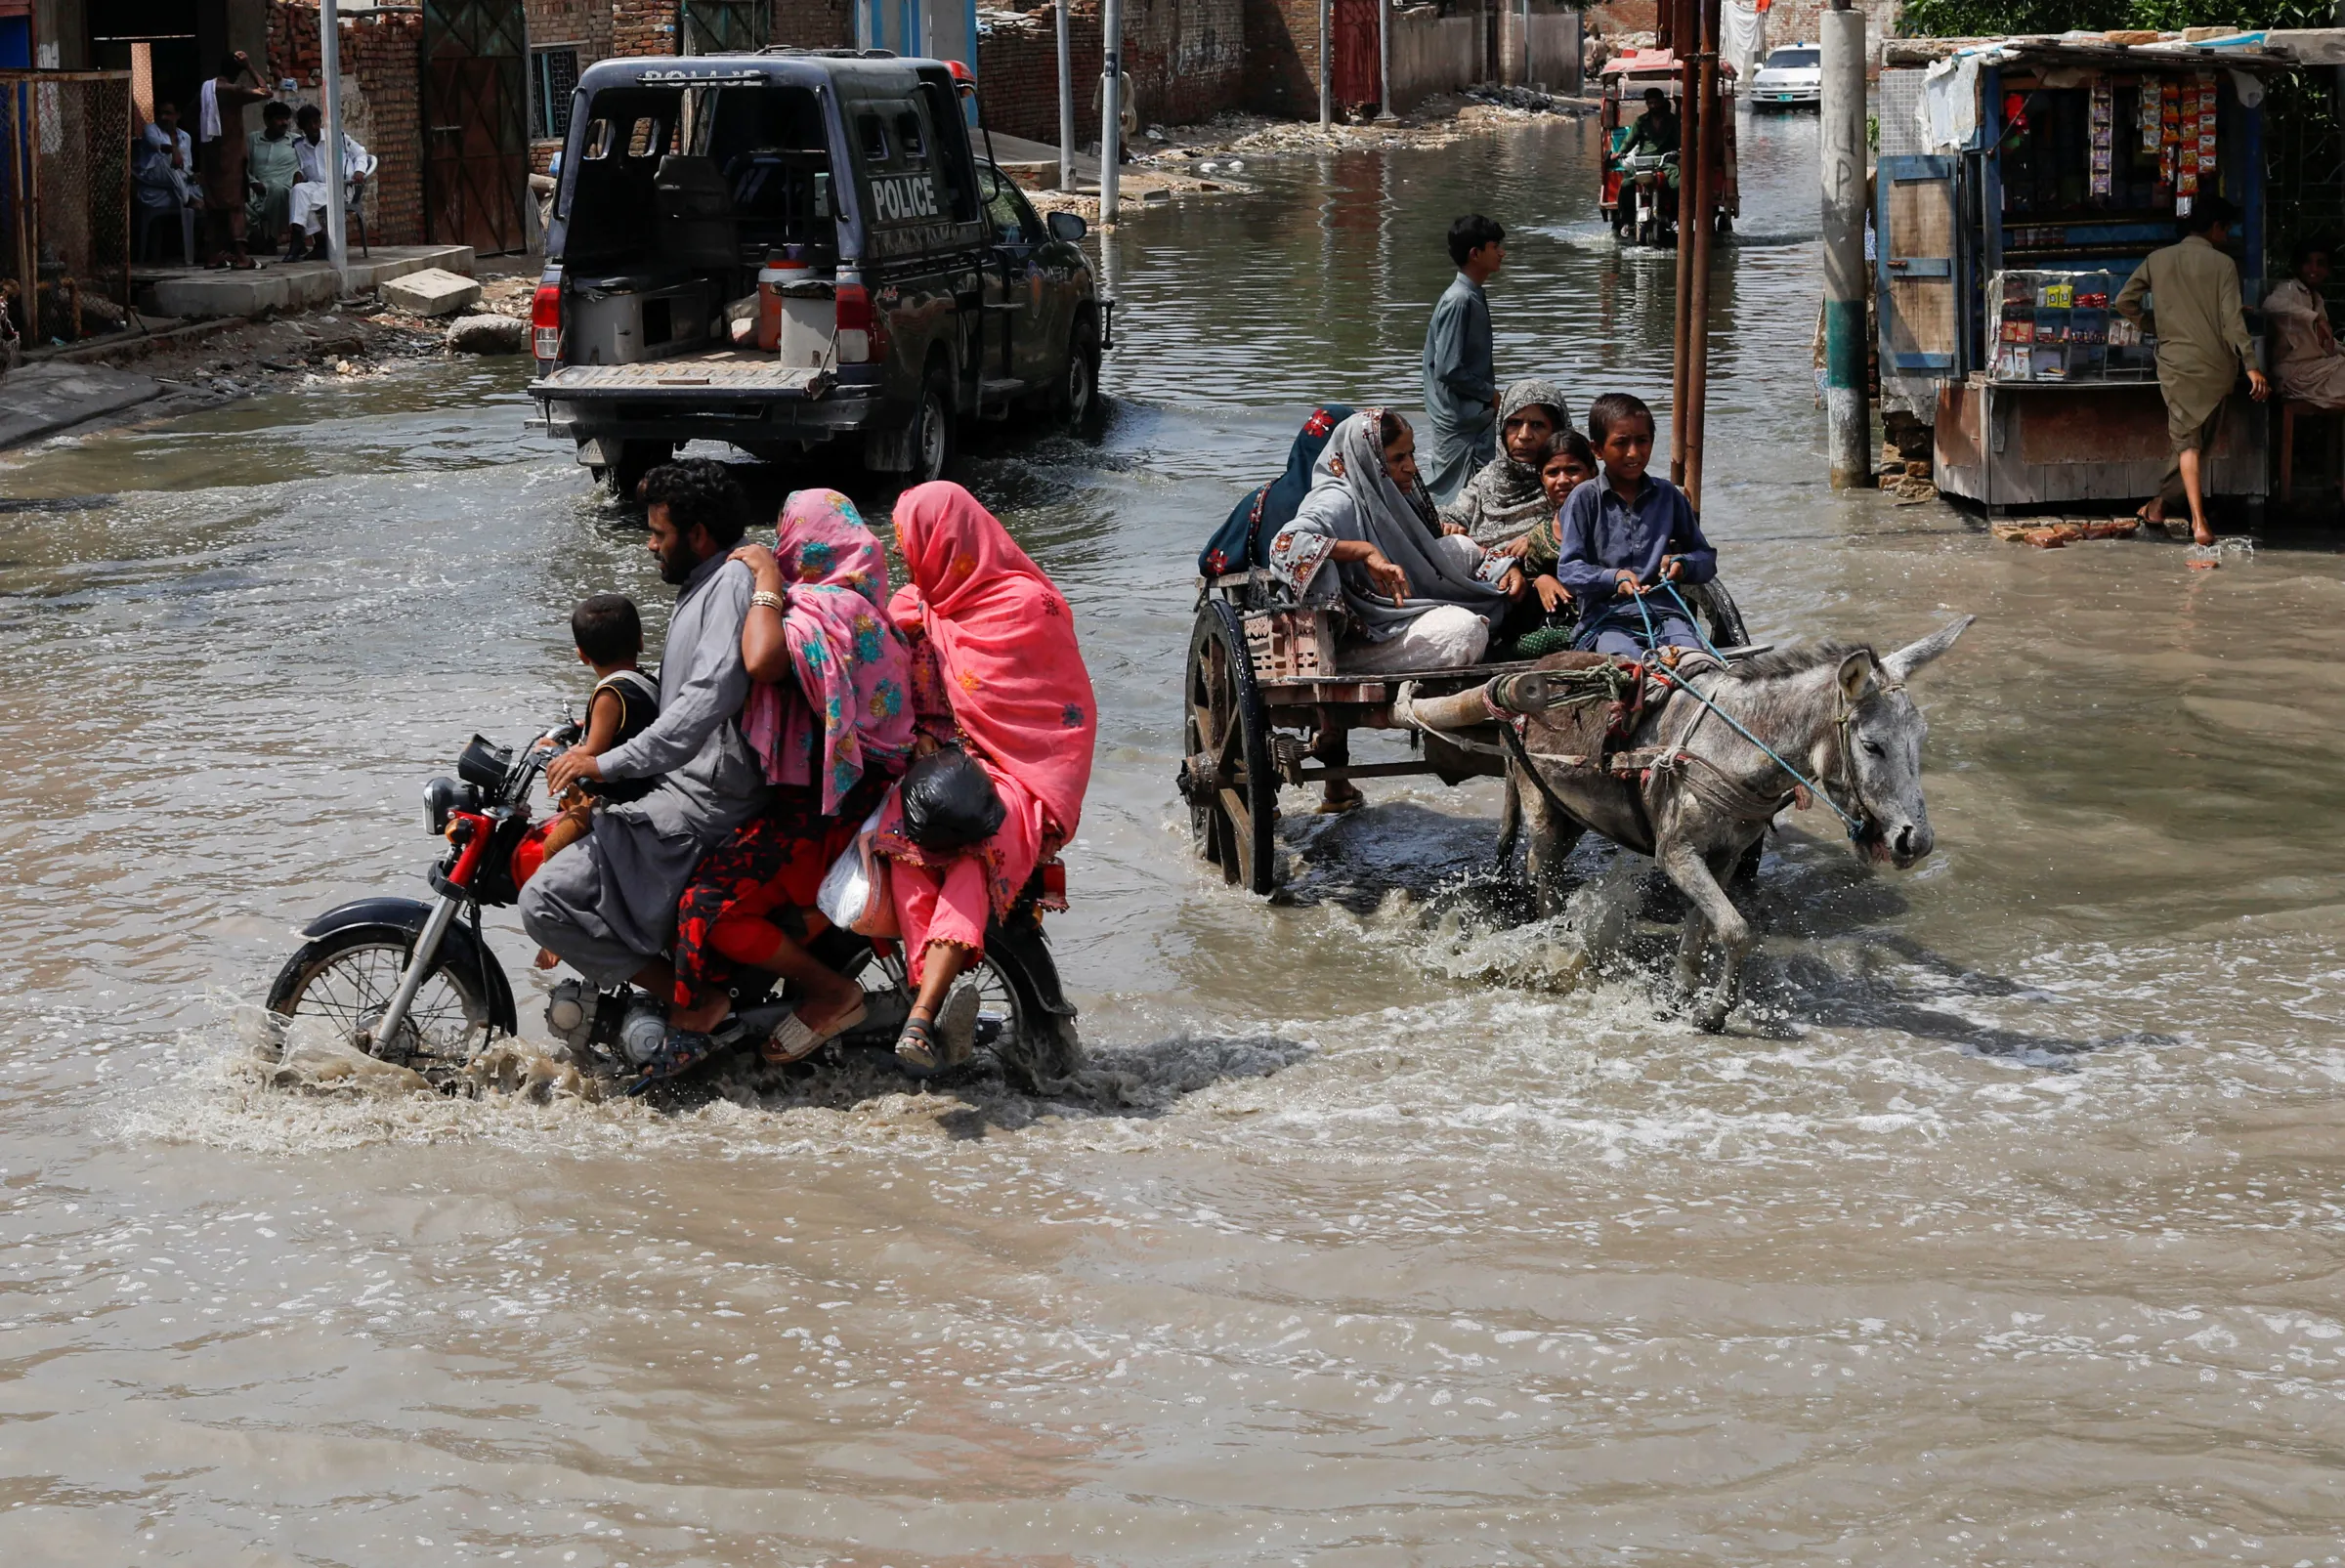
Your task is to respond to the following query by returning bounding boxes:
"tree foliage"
[1897,1,2333,37]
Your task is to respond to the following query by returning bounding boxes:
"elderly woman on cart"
[1263,407,1520,811]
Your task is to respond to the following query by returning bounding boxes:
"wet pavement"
[5,111,2345,1564]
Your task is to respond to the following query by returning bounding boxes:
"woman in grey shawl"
[1267,408,1518,676]
[1441,377,1574,547]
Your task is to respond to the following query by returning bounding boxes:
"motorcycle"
[1614,151,1679,246]
[266,714,1083,1092]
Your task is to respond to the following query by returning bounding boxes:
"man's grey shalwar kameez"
[1420,272,1499,505]
[520,552,770,987]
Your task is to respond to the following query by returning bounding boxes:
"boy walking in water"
[1421,215,1505,505]
[1556,393,1717,657]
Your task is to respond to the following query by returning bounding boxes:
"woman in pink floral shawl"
[661,489,916,1071]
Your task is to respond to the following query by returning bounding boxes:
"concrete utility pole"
[320,0,348,287]
[1821,0,1869,487]
[1100,0,1122,222]
[1056,0,1074,191]
[1378,0,1392,120]
[1318,0,1331,130]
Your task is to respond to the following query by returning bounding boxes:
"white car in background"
[1751,44,1822,108]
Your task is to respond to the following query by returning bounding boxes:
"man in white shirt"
[285,103,369,261]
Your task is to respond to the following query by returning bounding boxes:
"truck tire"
[607,440,669,501]
[1057,311,1102,435]
[910,368,954,484]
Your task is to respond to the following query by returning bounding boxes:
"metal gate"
[422,0,531,255]
[1331,0,1379,113]
[0,70,133,346]
[680,0,768,56]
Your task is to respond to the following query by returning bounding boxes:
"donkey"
[1401,617,1972,1031]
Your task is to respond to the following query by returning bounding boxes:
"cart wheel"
[1182,600,1277,895]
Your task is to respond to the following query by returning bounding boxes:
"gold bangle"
[750,589,786,612]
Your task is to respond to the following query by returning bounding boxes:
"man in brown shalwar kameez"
[2115,195,2270,545]
[196,53,269,270]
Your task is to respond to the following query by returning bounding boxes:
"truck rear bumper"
[528,369,892,452]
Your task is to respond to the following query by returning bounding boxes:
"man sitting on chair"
[285,104,369,262]
[135,103,204,259]
[2266,239,2345,411]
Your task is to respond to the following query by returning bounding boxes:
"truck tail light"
[532,282,562,361]
[833,279,884,363]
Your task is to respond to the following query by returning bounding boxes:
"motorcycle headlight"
[423,776,466,836]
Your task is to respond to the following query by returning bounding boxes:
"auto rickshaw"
[1599,49,1740,245]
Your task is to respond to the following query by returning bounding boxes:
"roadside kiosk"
[1877,37,2291,512]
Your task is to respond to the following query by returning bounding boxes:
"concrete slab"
[0,363,163,450]
[381,267,483,317]
[133,245,476,320]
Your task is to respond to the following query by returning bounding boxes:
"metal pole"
[1821,0,1868,487]
[321,0,348,288]
[1056,0,1074,191]
[1100,0,1121,222]
[1318,0,1331,130]
[1668,0,1693,483]
[1684,0,1720,509]
[1379,0,1392,120]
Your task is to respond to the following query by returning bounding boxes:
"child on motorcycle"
[532,594,660,968]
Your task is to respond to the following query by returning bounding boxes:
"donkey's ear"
[1836,650,1876,704]
[1882,614,1975,683]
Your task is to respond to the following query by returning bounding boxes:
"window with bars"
[530,47,579,143]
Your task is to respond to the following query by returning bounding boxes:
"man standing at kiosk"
[2115,195,2269,546]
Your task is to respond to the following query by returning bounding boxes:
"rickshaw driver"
[1619,86,1681,157]
[1615,86,1682,225]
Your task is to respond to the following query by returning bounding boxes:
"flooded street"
[9,110,2345,1563]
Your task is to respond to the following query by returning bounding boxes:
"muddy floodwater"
[8,113,2345,1564]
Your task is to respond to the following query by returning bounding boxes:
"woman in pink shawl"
[877,481,1096,1074]
[658,489,916,1078]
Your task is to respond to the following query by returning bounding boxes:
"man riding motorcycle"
[1616,86,1682,228]
[521,460,770,1003]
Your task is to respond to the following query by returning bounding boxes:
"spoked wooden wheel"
[1181,601,1277,894]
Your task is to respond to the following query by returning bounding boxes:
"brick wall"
[612,0,678,55]
[979,0,1245,145]
[1244,0,1319,116]
[265,1,425,246]
[775,0,855,47]
[981,5,1102,144]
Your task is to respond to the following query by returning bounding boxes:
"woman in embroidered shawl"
[1266,408,1519,811]
[1440,378,1574,547]
[874,482,1097,1075]
[659,490,916,1075]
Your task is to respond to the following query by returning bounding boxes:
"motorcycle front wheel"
[266,924,492,1070]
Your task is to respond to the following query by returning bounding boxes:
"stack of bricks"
[264,0,424,247]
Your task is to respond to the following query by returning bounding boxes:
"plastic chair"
[138,201,195,266]
[346,149,378,258]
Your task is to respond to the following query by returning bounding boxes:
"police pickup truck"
[527,50,1108,495]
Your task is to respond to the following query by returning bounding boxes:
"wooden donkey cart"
[1178,570,1750,894]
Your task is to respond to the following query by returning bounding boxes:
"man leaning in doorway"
[1421,214,1505,505]
[2115,193,2269,545]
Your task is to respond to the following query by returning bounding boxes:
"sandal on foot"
[625,1027,717,1094]
[1316,787,1365,816]
[933,979,980,1068]
[894,1013,941,1077]
[762,997,870,1066]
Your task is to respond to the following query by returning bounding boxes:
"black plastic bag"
[899,744,1005,853]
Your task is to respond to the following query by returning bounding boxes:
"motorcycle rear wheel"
[823,921,1081,1090]
[267,925,492,1069]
